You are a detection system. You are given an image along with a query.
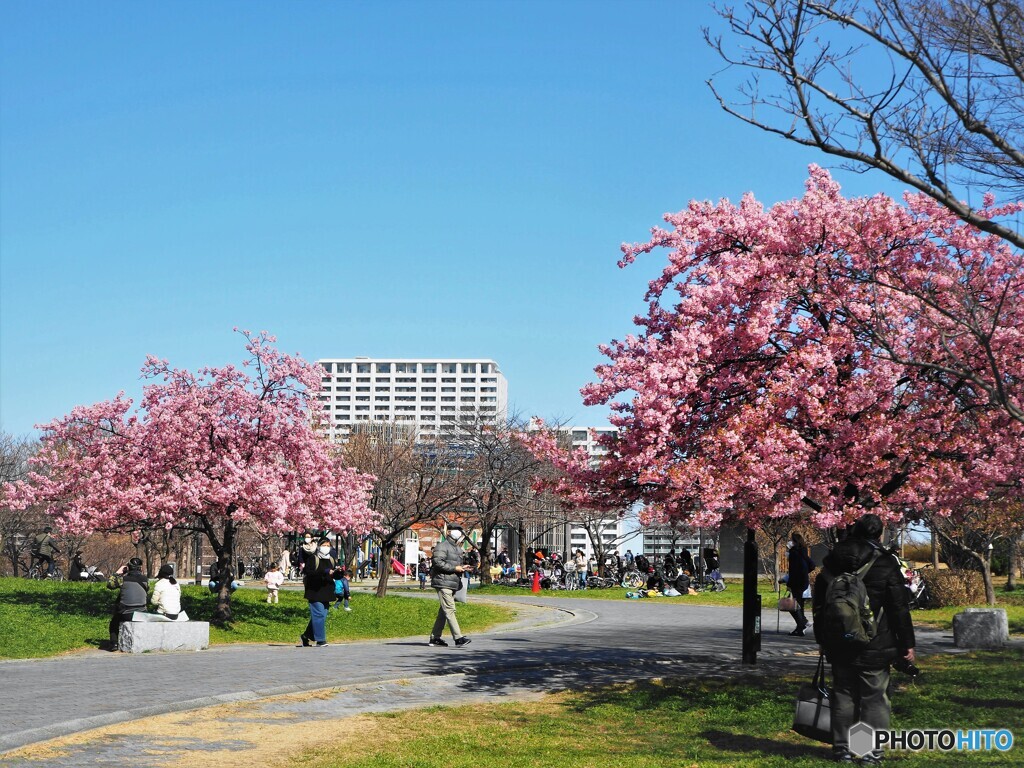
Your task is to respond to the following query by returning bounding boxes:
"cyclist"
[31,526,59,576]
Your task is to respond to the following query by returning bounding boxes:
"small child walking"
[333,565,352,611]
[264,563,285,604]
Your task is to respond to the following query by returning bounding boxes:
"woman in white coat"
[151,563,183,620]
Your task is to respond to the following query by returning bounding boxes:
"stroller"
[892,550,930,609]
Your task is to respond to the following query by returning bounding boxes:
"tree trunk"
[981,556,996,606]
[214,519,237,625]
[477,524,495,585]
[1006,537,1019,592]
[592,537,606,582]
[199,514,236,626]
[517,520,527,575]
[773,543,781,592]
[375,539,395,598]
[346,533,359,575]
[931,527,940,568]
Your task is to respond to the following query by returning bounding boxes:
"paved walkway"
[0,594,955,763]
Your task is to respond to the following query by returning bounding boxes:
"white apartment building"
[315,357,508,442]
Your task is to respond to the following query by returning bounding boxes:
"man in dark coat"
[106,557,149,650]
[300,536,341,647]
[428,523,472,647]
[812,514,916,764]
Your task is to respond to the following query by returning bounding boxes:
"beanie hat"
[128,557,143,569]
[157,563,175,579]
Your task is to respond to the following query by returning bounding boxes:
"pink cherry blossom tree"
[529,168,1023,536]
[5,330,376,623]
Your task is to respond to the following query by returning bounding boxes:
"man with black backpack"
[812,514,916,765]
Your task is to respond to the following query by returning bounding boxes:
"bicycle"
[28,561,65,581]
[621,569,645,589]
[691,572,726,592]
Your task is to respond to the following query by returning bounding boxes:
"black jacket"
[302,551,338,603]
[812,538,915,668]
[107,568,149,614]
[787,547,815,596]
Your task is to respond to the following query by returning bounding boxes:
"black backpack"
[819,551,883,649]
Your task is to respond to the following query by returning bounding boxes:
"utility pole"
[742,527,762,664]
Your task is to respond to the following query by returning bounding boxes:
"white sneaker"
[344,607,352,612]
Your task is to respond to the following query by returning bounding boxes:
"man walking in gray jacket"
[428,524,472,647]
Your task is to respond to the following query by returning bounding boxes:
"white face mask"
[319,546,331,556]
[304,537,312,544]
[787,541,794,550]
[449,529,463,542]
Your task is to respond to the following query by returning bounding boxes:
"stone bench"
[118,612,210,653]
[952,608,1008,649]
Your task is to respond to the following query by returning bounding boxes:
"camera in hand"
[893,658,920,677]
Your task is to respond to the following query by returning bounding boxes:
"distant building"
[315,357,508,442]
[513,423,632,563]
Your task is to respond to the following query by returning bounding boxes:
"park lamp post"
[742,527,762,664]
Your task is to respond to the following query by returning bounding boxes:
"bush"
[920,569,985,607]
[901,541,932,563]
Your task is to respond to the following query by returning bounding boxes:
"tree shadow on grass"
[175,587,311,632]
[700,729,826,761]
[0,583,112,616]
[948,695,1023,710]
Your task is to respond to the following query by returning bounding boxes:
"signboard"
[404,542,420,565]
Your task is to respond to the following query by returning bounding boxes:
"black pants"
[788,595,808,629]
[108,610,135,649]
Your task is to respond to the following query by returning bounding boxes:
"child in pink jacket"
[264,563,285,603]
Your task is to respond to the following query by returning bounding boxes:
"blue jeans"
[305,600,330,643]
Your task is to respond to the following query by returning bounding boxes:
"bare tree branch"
[707,0,1024,250]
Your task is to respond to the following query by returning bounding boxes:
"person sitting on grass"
[208,561,242,593]
[645,568,666,594]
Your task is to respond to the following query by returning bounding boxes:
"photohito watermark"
[848,722,1015,757]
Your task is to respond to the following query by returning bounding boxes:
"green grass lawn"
[0,578,514,659]
[912,588,1024,635]
[293,647,1024,767]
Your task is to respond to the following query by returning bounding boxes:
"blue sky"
[1,0,912,436]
